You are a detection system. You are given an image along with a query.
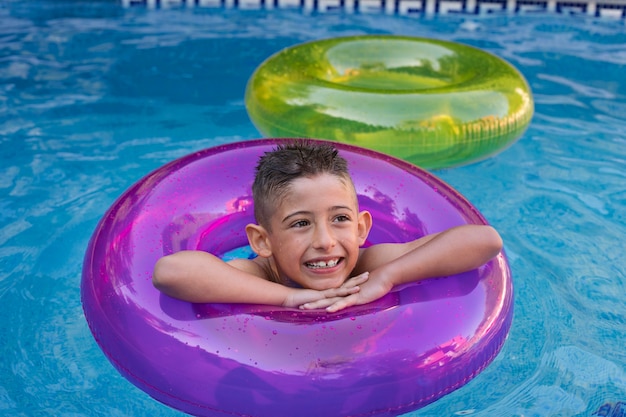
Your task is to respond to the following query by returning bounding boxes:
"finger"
[323,285,361,298]
[299,297,341,310]
[325,294,358,313]
[335,285,360,295]
[341,272,369,288]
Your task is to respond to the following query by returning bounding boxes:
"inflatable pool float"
[245,36,533,169]
[81,138,513,417]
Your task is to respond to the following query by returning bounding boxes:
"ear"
[245,223,273,258]
[357,210,373,246]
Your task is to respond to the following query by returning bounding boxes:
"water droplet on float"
[272,330,278,335]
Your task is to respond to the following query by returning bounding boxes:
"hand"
[281,272,369,309]
[299,271,392,313]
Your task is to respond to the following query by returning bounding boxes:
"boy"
[153,141,503,313]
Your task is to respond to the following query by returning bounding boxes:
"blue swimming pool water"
[1,1,625,416]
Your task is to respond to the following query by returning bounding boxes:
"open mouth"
[305,258,341,269]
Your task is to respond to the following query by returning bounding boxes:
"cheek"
[276,236,305,256]
[341,229,361,246]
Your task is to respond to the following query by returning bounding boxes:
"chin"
[303,275,347,291]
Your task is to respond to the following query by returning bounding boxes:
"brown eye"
[292,220,309,228]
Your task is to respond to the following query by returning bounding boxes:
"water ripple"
[1,3,625,417]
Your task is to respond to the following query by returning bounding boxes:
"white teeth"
[307,259,339,269]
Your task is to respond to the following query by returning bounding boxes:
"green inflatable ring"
[245,35,533,169]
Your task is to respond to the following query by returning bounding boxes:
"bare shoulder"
[354,234,440,274]
[227,257,272,280]
[354,243,408,275]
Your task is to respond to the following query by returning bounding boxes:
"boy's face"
[262,173,371,290]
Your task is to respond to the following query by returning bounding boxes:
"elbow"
[484,225,504,258]
[152,255,181,294]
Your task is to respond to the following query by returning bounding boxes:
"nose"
[312,222,336,251]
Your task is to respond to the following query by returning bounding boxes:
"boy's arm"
[301,224,503,312]
[363,224,503,285]
[152,250,367,307]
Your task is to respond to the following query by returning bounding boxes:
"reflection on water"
[1,1,625,416]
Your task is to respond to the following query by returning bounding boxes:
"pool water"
[1,1,625,416]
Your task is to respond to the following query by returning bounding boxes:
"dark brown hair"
[252,140,352,228]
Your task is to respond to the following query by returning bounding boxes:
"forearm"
[152,251,290,305]
[375,225,503,287]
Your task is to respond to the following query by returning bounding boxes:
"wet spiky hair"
[252,140,353,228]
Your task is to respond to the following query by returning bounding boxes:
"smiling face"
[250,173,372,290]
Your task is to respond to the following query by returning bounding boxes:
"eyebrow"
[281,205,355,224]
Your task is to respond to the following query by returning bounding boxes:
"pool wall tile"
[121,0,626,18]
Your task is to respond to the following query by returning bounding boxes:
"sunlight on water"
[0,1,625,416]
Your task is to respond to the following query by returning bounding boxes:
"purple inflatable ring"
[82,138,513,417]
